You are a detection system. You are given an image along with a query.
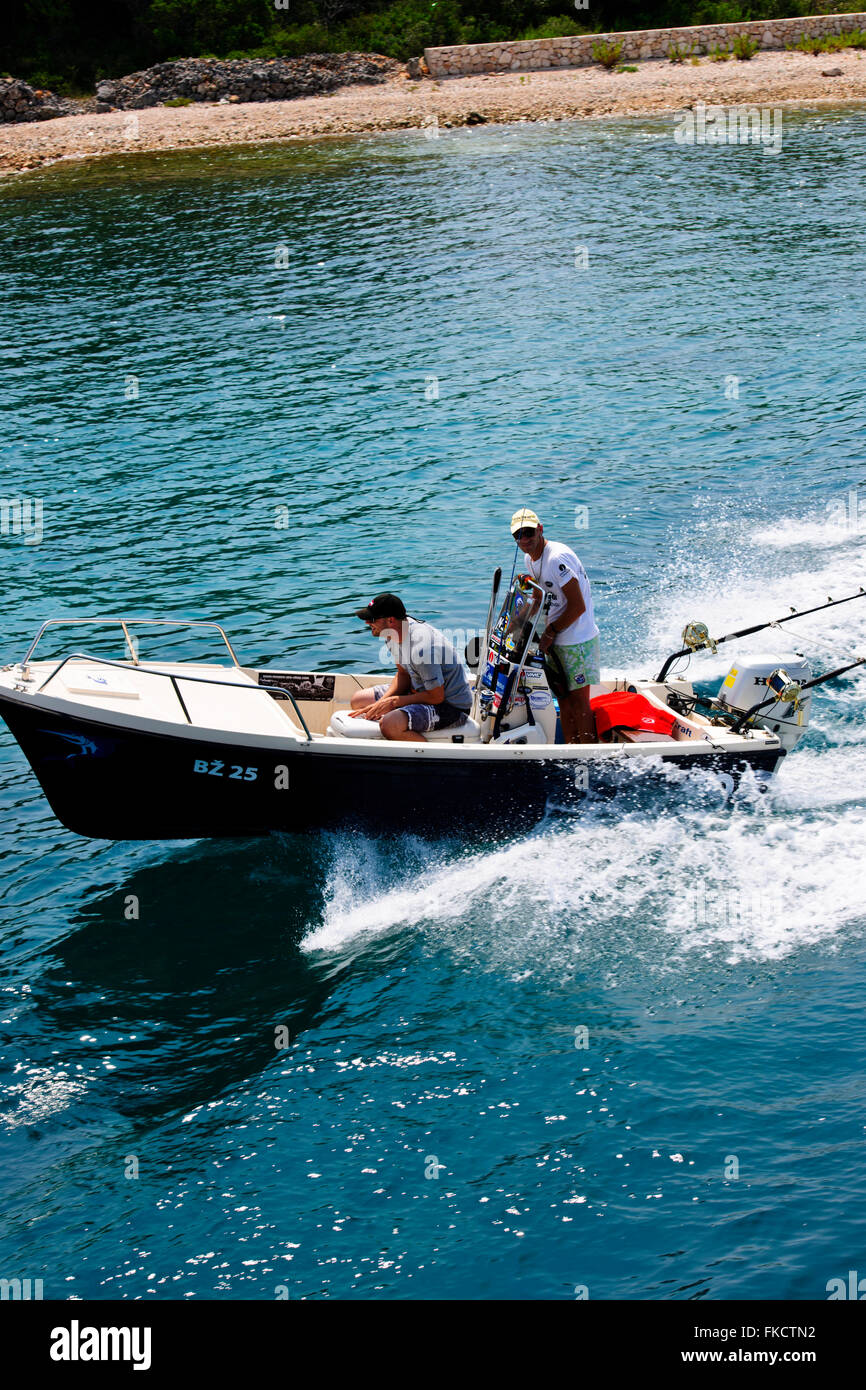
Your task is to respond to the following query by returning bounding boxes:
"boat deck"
[0,660,769,754]
[2,660,301,737]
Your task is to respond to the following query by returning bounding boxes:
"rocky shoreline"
[0,77,73,123]
[92,53,403,112]
[0,54,405,125]
[1,48,865,176]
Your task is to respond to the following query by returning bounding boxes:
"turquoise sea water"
[1,108,865,1299]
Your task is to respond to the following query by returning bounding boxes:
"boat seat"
[327,709,481,741]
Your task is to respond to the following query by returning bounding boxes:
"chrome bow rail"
[20,617,243,670]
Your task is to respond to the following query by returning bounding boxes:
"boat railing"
[20,617,244,671]
[31,651,313,742]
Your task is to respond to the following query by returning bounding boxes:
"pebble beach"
[2,47,866,175]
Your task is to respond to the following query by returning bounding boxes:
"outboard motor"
[474,575,557,744]
[716,656,812,752]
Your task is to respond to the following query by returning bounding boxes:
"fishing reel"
[765,668,803,707]
[682,621,718,655]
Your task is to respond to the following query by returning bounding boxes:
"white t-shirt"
[526,540,598,646]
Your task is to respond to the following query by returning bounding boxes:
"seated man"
[351,593,472,743]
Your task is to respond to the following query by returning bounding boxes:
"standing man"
[350,593,472,743]
[510,508,599,744]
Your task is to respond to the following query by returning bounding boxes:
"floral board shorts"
[371,686,470,734]
[548,636,601,693]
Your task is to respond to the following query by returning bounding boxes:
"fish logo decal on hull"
[35,728,105,759]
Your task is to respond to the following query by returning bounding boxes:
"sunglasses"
[514,528,537,541]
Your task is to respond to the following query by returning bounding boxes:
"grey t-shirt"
[388,618,472,711]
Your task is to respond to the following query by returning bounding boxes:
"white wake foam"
[642,504,866,674]
[752,513,866,551]
[303,762,866,972]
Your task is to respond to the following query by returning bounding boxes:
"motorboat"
[0,577,862,841]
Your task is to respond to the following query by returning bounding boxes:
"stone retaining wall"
[424,12,866,77]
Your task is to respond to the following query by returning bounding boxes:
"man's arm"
[391,666,413,695]
[363,668,443,721]
[363,684,445,720]
[366,667,412,699]
[389,684,444,707]
[539,577,585,652]
[349,666,411,718]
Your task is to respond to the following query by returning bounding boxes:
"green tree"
[147,0,273,58]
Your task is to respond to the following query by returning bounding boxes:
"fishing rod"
[656,586,866,683]
[731,655,866,734]
[506,516,525,595]
[470,566,502,722]
[482,567,502,653]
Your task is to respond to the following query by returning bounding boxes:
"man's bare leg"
[380,710,425,743]
[350,687,378,711]
[562,688,597,744]
[544,658,575,743]
[559,693,580,744]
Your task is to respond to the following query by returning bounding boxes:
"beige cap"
[510,508,541,535]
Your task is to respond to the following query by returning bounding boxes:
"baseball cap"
[510,508,541,535]
[355,592,407,623]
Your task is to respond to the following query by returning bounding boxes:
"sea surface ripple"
[1,109,865,1299]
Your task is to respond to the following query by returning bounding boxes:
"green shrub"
[22,69,67,91]
[149,0,272,57]
[707,42,732,62]
[520,16,587,41]
[616,63,638,72]
[344,0,465,61]
[733,33,760,60]
[668,40,695,63]
[592,37,623,69]
[163,96,193,105]
[225,24,337,58]
[791,28,866,54]
[790,33,830,53]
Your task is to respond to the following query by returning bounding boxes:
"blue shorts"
[372,685,470,734]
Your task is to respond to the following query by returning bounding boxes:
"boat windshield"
[494,577,544,663]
